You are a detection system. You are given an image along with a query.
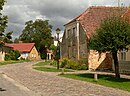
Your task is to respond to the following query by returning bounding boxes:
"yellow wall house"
[5,43,40,60]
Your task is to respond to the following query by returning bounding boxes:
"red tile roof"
[5,43,35,53]
[46,49,52,53]
[65,6,129,39]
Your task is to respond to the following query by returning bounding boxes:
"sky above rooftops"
[2,0,130,39]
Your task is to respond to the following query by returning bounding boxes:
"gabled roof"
[46,49,52,53]
[65,6,129,39]
[5,43,35,53]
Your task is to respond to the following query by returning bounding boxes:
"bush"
[5,54,11,61]
[50,60,57,67]
[20,57,26,60]
[5,50,21,61]
[14,50,21,59]
[60,58,69,68]
[78,58,88,70]
[60,58,88,70]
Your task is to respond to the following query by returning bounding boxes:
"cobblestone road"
[0,61,130,96]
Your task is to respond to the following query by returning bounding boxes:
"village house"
[0,45,12,61]
[5,43,40,60]
[61,6,130,71]
[46,48,53,60]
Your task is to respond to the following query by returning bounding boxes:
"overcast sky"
[2,0,130,39]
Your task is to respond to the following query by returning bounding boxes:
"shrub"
[60,58,88,70]
[50,60,57,67]
[14,50,21,59]
[20,57,26,60]
[5,54,11,61]
[5,50,21,61]
[78,58,88,70]
[60,58,69,68]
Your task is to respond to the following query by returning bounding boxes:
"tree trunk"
[112,51,120,78]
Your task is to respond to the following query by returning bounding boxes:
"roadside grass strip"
[60,73,130,92]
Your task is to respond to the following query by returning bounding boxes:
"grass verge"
[34,67,73,72]
[60,73,130,92]
[33,61,51,66]
[33,61,74,72]
[0,60,30,66]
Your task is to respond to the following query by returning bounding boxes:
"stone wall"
[88,50,112,70]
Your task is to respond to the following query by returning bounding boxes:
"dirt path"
[0,61,130,96]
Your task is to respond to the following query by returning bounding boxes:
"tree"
[49,44,57,52]
[3,31,13,43]
[90,16,130,78]
[19,19,53,59]
[0,0,13,47]
[14,38,20,43]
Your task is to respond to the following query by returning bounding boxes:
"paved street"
[0,73,39,96]
[0,61,130,96]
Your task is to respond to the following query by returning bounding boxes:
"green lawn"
[0,60,29,66]
[34,67,73,72]
[60,73,130,92]
[33,61,51,66]
[33,61,73,72]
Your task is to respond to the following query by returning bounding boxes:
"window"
[32,54,34,58]
[73,27,76,37]
[32,54,36,58]
[68,47,71,58]
[34,54,36,58]
[120,49,126,61]
[67,29,71,38]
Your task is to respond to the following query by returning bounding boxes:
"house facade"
[46,49,53,60]
[61,6,130,70]
[0,46,12,61]
[5,43,40,60]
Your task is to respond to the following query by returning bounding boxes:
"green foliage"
[3,31,13,43]
[90,16,130,52]
[0,0,13,45]
[60,58,88,70]
[49,44,57,52]
[19,19,53,59]
[60,58,68,68]
[20,57,25,60]
[34,67,73,72]
[14,38,20,43]
[5,50,21,60]
[0,0,5,10]
[50,60,57,66]
[34,61,51,66]
[90,16,130,78]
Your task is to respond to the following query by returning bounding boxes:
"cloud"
[2,0,130,39]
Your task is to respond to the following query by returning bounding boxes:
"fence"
[113,61,130,74]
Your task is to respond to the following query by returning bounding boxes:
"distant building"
[5,43,40,60]
[46,49,53,60]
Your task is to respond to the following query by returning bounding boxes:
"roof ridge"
[121,8,130,17]
[5,43,35,52]
[90,6,128,8]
